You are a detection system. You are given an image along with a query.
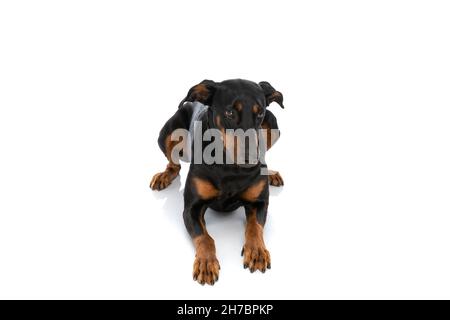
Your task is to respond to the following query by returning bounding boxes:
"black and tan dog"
[150,79,284,285]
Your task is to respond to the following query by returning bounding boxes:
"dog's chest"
[206,173,260,212]
[208,185,244,212]
[216,177,251,199]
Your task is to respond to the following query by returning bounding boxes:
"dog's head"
[179,79,284,166]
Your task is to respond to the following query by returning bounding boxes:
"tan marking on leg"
[268,170,284,186]
[149,163,181,190]
[242,208,271,272]
[150,134,182,190]
[192,234,220,285]
[241,179,266,202]
[192,177,220,200]
[165,134,187,165]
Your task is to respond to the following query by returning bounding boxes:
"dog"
[150,79,284,285]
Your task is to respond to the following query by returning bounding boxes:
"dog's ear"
[259,81,284,109]
[178,80,217,108]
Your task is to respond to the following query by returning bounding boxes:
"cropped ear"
[178,80,217,108]
[259,81,284,108]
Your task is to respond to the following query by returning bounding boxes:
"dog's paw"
[241,244,271,273]
[193,256,220,285]
[150,164,180,190]
[268,170,284,186]
[150,171,172,190]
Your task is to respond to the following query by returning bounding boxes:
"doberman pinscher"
[150,79,284,285]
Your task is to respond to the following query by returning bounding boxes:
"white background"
[1,1,449,299]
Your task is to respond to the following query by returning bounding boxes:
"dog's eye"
[224,110,234,118]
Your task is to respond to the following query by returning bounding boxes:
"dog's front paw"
[193,256,220,285]
[241,244,271,273]
[268,170,284,186]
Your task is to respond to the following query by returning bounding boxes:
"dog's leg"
[150,106,192,190]
[261,110,284,187]
[183,203,220,285]
[150,134,182,190]
[240,178,271,272]
[268,170,284,186]
[242,202,271,272]
[183,176,220,285]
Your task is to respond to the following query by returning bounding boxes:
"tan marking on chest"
[241,179,266,202]
[193,177,220,200]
